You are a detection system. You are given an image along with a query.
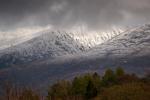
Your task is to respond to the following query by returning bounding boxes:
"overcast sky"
[0,0,150,32]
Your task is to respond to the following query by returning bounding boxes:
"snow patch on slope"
[71,29,123,48]
[85,24,150,58]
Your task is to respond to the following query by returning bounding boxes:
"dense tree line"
[0,67,150,100]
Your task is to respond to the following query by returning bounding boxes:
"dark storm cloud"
[0,0,150,31]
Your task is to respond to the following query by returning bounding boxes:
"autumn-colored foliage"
[0,67,150,100]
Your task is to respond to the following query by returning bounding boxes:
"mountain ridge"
[0,29,122,68]
[0,24,150,93]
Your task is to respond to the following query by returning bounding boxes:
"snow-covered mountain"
[86,24,150,58]
[32,24,150,71]
[72,24,150,73]
[0,24,150,92]
[0,31,84,67]
[0,29,122,67]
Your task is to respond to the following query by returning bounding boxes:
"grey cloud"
[0,0,150,31]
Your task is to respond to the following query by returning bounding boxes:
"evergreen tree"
[85,80,98,99]
[116,67,125,77]
[102,69,117,86]
[47,80,71,100]
[71,74,92,96]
